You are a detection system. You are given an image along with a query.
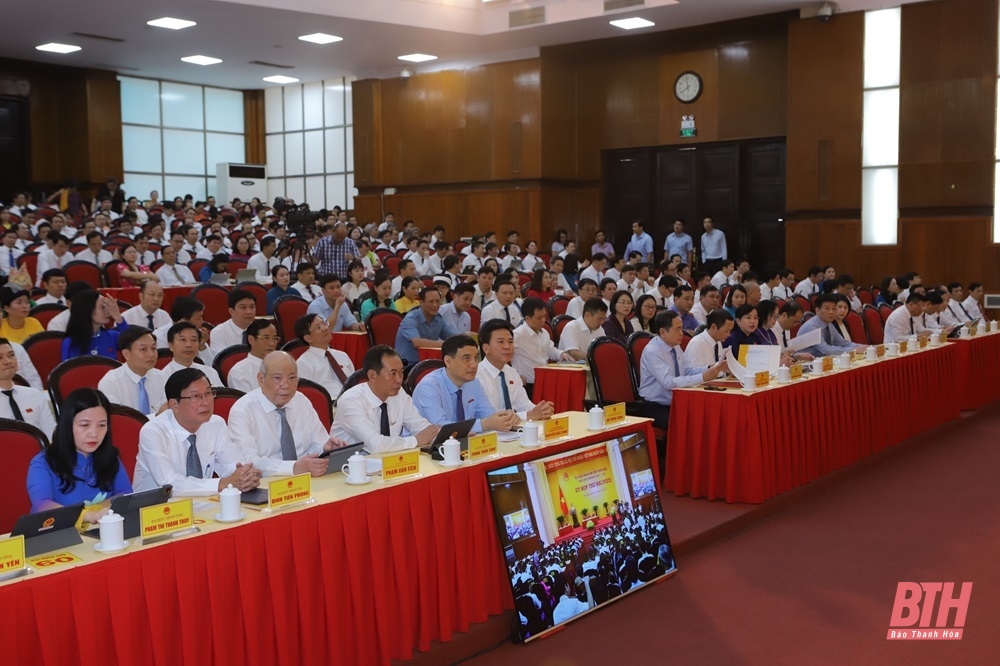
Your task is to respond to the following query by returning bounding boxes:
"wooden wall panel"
[84,69,123,182]
[243,90,266,164]
[786,12,864,213]
[540,57,578,180]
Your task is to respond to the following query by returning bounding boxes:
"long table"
[949,332,1000,410]
[2,413,655,666]
[665,343,962,504]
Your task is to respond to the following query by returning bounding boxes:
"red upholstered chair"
[542,322,555,344]
[212,388,245,422]
[862,305,885,345]
[188,259,209,279]
[17,252,39,285]
[551,315,574,346]
[467,305,481,333]
[273,295,309,346]
[383,256,401,276]
[155,348,174,370]
[213,345,251,387]
[0,419,47,532]
[190,283,231,326]
[103,260,125,288]
[365,307,404,348]
[626,331,654,388]
[857,287,873,306]
[226,260,248,279]
[403,359,444,395]
[28,304,67,329]
[774,298,786,309]
[235,281,268,315]
[23,331,65,390]
[63,260,104,289]
[337,369,368,402]
[280,339,309,360]
[587,337,654,421]
[48,356,122,416]
[680,331,692,350]
[548,295,570,318]
[878,303,894,325]
[844,310,869,345]
[793,294,812,313]
[109,405,148,480]
[297,379,334,430]
[374,249,391,263]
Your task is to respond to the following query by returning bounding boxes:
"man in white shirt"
[246,236,280,280]
[759,270,779,302]
[331,345,440,453]
[122,281,172,330]
[0,339,57,439]
[512,298,573,387]
[884,293,932,343]
[228,352,349,477]
[155,246,197,287]
[559,298,608,361]
[685,310,733,367]
[0,228,23,276]
[793,266,824,298]
[549,256,574,297]
[552,583,590,626]
[410,239,433,276]
[134,368,261,495]
[473,268,496,310]
[579,254,607,284]
[34,269,68,306]
[481,279,523,327]
[963,282,985,321]
[427,241,451,276]
[97,326,167,418]
[390,259,418,299]
[196,235,226,261]
[690,284,720,327]
[209,289,258,357]
[834,275,864,313]
[772,269,796,301]
[461,241,487,272]
[168,231,193,265]
[34,234,72,287]
[710,261,735,289]
[181,225,202,260]
[477,319,554,421]
[77,232,113,268]
[699,217,728,274]
[566,279,599,320]
[650,276,678,309]
[291,263,322,302]
[226,320,278,392]
[164,322,225,387]
[294,313,356,399]
[772,301,805,352]
[616,264,649,300]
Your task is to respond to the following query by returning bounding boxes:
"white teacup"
[98,509,125,551]
[777,366,791,384]
[887,342,900,356]
[811,359,824,374]
[588,406,605,430]
[929,332,941,347]
[907,335,918,350]
[960,326,970,339]
[865,346,877,361]
[438,437,462,465]
[740,373,757,391]
[341,451,369,482]
[518,422,540,446]
[219,483,242,520]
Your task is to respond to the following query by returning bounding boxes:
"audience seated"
[477,319,555,421]
[209,289,258,356]
[395,287,447,365]
[306,273,364,332]
[62,291,129,360]
[0,286,44,344]
[35,269,68,306]
[0,337,57,438]
[795,293,863,357]
[122,281,171,330]
[685,309,734,368]
[98,326,167,417]
[293,313,356,398]
[884,293,932,343]
[558,298,608,361]
[164,322,225,386]
[227,320,279,393]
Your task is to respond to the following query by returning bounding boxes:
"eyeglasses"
[254,335,279,341]
[178,389,217,402]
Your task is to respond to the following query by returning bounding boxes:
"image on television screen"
[485,432,676,642]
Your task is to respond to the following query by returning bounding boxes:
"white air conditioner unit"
[983,293,1000,309]
[216,163,267,205]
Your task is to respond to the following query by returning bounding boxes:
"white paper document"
[786,328,822,352]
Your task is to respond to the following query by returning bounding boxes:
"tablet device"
[10,503,85,557]
[81,485,173,539]
[240,488,269,505]
[431,419,476,447]
[236,269,259,284]
[322,442,367,474]
[210,272,231,286]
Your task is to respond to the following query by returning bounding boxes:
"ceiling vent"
[509,7,545,28]
[71,32,125,43]
[604,0,645,11]
[249,60,295,69]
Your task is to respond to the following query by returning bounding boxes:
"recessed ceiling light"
[398,53,437,63]
[298,33,343,45]
[35,43,81,54]
[147,17,197,30]
[610,17,655,30]
[181,55,222,66]
[263,75,300,84]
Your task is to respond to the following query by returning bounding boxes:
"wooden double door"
[602,139,785,270]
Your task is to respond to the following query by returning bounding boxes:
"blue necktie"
[138,376,150,413]
[670,348,680,376]
[456,388,465,421]
[499,372,512,410]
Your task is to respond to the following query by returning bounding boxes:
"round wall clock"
[674,71,702,104]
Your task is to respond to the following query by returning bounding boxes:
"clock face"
[674,71,702,103]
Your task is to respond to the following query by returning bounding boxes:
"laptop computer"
[81,486,173,540]
[10,503,85,557]
[236,268,259,284]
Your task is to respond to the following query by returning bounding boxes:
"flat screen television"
[485,431,676,642]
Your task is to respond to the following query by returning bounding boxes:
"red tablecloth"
[949,334,1000,410]
[418,347,443,361]
[2,419,655,666]
[665,346,961,504]
[331,331,370,370]
[534,366,588,413]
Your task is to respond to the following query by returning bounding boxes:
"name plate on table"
[969,323,978,336]
[899,340,908,354]
[877,344,886,358]
[0,535,28,581]
[918,336,929,349]
[822,356,834,372]
[604,403,626,425]
[543,416,570,441]
[383,450,421,482]
[468,432,499,461]
[141,499,196,544]
[27,551,83,570]
[939,332,948,345]
[268,473,312,511]
[853,350,866,362]
[755,370,770,389]
[789,364,803,380]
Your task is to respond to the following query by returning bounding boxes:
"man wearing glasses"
[134,367,261,495]
[226,320,280,393]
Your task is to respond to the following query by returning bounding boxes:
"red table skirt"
[534,367,587,413]
[3,420,654,665]
[331,332,370,370]
[665,346,961,504]
[949,334,1000,411]
[418,347,443,361]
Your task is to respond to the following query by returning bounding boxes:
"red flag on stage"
[559,486,568,516]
